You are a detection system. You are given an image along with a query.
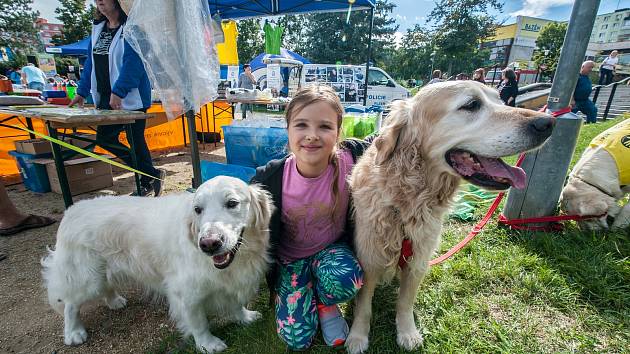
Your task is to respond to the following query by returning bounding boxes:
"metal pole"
[186,110,202,188]
[362,7,374,106]
[503,0,600,221]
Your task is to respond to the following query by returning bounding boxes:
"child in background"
[252,85,367,350]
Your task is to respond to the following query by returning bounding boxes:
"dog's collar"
[572,175,616,198]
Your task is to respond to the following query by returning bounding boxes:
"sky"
[33,0,630,40]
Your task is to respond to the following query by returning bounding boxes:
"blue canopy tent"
[45,37,90,56]
[207,0,375,18]
[249,48,311,71]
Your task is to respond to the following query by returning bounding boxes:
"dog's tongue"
[477,156,527,189]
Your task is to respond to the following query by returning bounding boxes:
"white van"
[252,60,409,107]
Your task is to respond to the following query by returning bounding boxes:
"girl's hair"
[432,69,442,79]
[502,67,517,82]
[94,0,127,25]
[285,85,344,219]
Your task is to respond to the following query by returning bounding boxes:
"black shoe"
[130,184,154,197]
[152,169,166,197]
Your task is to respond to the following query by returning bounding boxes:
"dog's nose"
[199,237,223,253]
[529,117,555,134]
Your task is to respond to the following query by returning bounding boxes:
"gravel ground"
[0,144,227,354]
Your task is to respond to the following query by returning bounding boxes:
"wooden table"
[0,106,153,208]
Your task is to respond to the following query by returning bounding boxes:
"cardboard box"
[42,156,113,196]
[70,133,96,150]
[14,139,52,155]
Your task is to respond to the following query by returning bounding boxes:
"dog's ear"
[375,99,411,165]
[249,184,275,231]
[188,203,200,244]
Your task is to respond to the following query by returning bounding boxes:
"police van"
[252,59,410,107]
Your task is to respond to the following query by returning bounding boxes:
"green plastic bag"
[342,113,377,139]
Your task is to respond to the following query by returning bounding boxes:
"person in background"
[572,60,598,124]
[427,69,443,85]
[0,180,56,261]
[496,67,518,106]
[473,68,486,84]
[8,67,22,85]
[598,50,618,85]
[20,63,47,91]
[68,0,164,197]
[252,85,365,350]
[45,77,56,91]
[238,63,256,117]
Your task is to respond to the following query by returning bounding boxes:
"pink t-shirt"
[278,149,354,261]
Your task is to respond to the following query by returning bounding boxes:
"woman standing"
[496,68,518,106]
[69,0,164,197]
[598,50,618,85]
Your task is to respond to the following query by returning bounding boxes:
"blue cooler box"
[222,126,288,168]
[201,161,256,183]
[8,150,52,193]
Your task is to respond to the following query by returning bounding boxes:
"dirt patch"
[0,145,227,353]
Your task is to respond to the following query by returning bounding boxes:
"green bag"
[342,113,377,139]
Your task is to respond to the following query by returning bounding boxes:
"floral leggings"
[275,243,364,350]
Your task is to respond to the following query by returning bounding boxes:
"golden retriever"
[346,81,554,353]
[42,176,273,353]
[560,132,630,230]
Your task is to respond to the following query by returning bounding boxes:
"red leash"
[399,106,598,268]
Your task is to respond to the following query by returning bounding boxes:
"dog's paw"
[64,327,88,345]
[197,336,227,353]
[239,309,262,325]
[105,295,127,310]
[397,329,423,351]
[345,333,369,354]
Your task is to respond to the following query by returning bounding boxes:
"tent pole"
[362,6,374,106]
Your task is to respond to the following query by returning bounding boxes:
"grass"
[151,115,630,354]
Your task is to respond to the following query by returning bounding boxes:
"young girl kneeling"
[252,85,368,350]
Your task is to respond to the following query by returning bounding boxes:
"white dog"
[560,120,630,230]
[42,176,274,353]
[346,81,554,353]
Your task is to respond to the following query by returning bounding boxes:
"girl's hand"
[68,95,85,108]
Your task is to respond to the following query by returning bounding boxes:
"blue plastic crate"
[201,161,256,183]
[222,125,288,168]
[8,150,52,193]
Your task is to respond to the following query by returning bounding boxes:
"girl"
[252,85,367,350]
[472,68,486,84]
[496,67,518,106]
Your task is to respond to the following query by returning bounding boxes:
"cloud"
[394,31,403,48]
[509,0,573,18]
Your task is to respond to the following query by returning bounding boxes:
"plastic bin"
[201,161,256,183]
[8,150,52,193]
[222,125,288,168]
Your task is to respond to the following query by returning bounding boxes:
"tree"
[427,0,503,76]
[51,0,94,46]
[300,0,398,66]
[387,24,433,80]
[0,0,40,53]
[236,19,265,64]
[532,22,567,78]
[275,15,309,54]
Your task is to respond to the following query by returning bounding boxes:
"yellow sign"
[517,16,554,39]
[487,24,517,42]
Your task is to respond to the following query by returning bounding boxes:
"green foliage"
[54,56,79,76]
[274,15,308,54]
[0,0,40,53]
[0,52,27,74]
[427,0,503,77]
[236,19,265,64]
[51,0,94,46]
[533,22,567,77]
[300,0,398,66]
